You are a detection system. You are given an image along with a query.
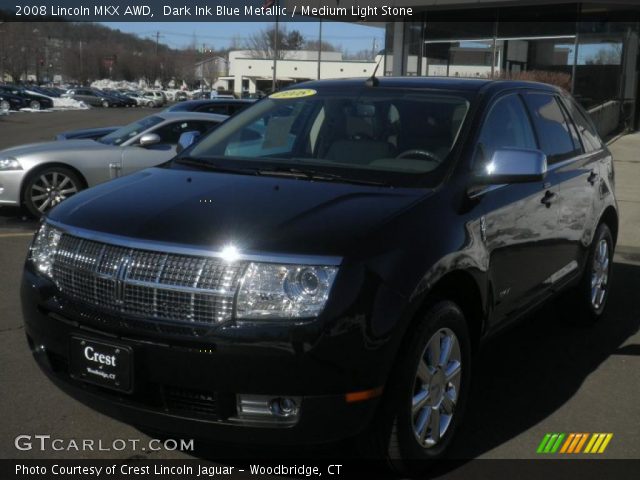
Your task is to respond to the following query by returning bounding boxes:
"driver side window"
[476,94,537,168]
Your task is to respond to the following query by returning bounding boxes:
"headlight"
[28,223,62,278]
[0,157,21,170]
[236,263,338,320]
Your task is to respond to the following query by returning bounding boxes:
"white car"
[0,112,226,216]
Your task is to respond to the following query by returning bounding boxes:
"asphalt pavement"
[0,110,638,465]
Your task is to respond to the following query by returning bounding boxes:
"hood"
[1,139,111,156]
[48,165,429,257]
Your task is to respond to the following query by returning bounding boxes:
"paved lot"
[0,112,638,465]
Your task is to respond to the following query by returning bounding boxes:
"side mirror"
[176,131,201,153]
[139,133,161,147]
[472,148,547,186]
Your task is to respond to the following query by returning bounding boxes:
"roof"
[294,76,560,94]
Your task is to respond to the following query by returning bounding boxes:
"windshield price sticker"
[270,89,317,100]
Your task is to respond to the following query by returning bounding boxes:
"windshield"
[99,116,164,146]
[184,87,472,187]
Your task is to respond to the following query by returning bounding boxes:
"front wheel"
[102,100,110,108]
[29,100,41,110]
[361,300,472,473]
[0,100,10,112]
[23,166,83,217]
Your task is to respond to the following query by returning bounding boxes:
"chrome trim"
[543,260,578,285]
[46,219,342,266]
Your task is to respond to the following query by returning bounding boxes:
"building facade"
[380,0,640,136]
[214,49,379,96]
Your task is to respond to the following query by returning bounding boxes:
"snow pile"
[52,97,89,110]
[91,79,140,91]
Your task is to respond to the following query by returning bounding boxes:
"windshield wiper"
[255,166,390,187]
[175,157,259,175]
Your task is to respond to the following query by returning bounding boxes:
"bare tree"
[244,26,306,59]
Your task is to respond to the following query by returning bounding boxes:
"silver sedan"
[0,112,227,216]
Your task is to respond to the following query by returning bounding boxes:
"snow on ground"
[52,97,89,110]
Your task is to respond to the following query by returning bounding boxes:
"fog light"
[235,394,301,424]
[270,397,298,417]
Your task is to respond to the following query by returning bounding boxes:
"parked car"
[0,85,54,110]
[121,91,147,107]
[0,91,31,111]
[142,90,167,107]
[165,99,256,116]
[55,126,120,141]
[64,88,123,108]
[0,111,227,216]
[102,89,138,108]
[20,78,617,472]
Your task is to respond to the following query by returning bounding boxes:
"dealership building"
[369,0,640,136]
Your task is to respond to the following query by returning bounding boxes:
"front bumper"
[0,170,24,205]
[21,266,397,445]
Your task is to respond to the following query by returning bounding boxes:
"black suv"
[21,78,617,468]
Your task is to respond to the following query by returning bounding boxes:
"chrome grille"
[51,234,246,325]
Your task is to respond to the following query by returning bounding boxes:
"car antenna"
[365,53,384,87]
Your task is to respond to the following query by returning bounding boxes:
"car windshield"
[99,116,164,146]
[184,87,472,187]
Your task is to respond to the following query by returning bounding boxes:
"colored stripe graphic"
[538,433,613,454]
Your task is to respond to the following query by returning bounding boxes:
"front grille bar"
[51,234,247,326]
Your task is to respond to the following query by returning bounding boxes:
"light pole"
[0,22,4,84]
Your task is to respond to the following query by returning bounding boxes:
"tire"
[565,223,614,324]
[102,100,110,108]
[147,101,155,108]
[359,300,472,474]
[29,100,41,110]
[23,166,83,218]
[0,100,9,113]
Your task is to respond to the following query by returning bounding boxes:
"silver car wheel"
[412,327,461,448]
[29,100,41,110]
[0,100,9,112]
[591,238,610,310]
[30,171,79,212]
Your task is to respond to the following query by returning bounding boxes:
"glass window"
[153,121,217,144]
[99,116,164,145]
[523,93,581,163]
[561,96,603,152]
[184,89,473,187]
[476,94,537,165]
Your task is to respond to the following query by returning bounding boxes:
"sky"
[101,21,385,54]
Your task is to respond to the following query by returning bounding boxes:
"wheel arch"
[403,269,487,355]
[20,162,88,206]
[598,206,619,246]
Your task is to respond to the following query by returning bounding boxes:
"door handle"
[541,190,556,207]
[587,171,598,185]
[109,162,122,179]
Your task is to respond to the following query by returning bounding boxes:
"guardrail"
[588,100,621,139]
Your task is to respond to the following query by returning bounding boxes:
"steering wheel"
[396,149,441,163]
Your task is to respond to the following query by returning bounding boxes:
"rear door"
[555,94,608,267]
[476,92,563,323]
[521,91,587,288]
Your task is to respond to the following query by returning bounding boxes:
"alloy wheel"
[591,238,610,310]
[0,100,10,112]
[29,100,41,110]
[30,171,79,212]
[412,327,462,448]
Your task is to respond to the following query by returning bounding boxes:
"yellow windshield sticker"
[270,89,317,99]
